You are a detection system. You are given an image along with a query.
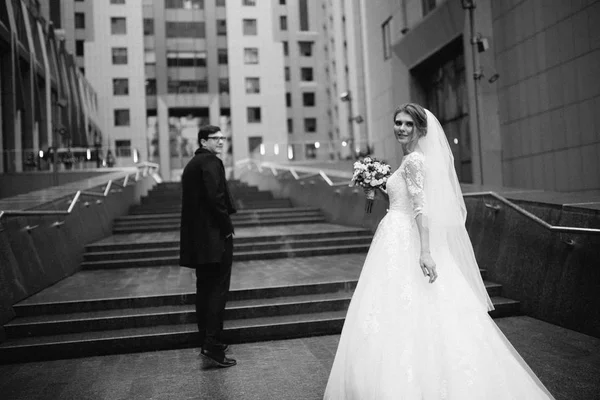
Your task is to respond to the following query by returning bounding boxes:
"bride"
[323,104,555,399]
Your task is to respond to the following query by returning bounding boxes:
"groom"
[180,125,237,368]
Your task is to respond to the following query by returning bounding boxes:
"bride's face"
[394,112,417,146]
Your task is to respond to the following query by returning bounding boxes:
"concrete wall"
[493,0,600,194]
[0,171,110,199]
[0,175,155,341]
[239,168,600,339]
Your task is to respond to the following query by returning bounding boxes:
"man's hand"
[225,232,233,239]
[419,252,438,284]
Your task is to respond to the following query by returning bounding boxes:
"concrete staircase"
[0,181,521,363]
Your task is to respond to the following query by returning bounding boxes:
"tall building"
[320,0,368,161]
[85,0,146,167]
[1,0,101,174]
[43,0,146,169]
[227,0,287,164]
[273,0,326,162]
[360,0,600,193]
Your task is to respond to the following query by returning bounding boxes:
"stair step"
[113,212,325,226]
[81,243,372,269]
[5,292,354,338]
[83,236,374,262]
[85,228,373,252]
[116,207,322,221]
[13,281,360,317]
[0,311,348,363]
[0,296,518,363]
[112,217,328,233]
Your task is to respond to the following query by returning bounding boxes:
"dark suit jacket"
[179,148,236,267]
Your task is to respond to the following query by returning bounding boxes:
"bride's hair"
[393,103,428,137]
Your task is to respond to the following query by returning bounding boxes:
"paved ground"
[1,316,599,400]
[17,253,366,304]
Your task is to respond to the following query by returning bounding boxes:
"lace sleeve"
[403,153,425,218]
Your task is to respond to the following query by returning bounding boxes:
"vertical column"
[205,0,219,126]
[153,0,170,180]
[1,50,16,172]
[0,53,3,173]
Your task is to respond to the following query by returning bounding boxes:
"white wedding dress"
[323,151,554,399]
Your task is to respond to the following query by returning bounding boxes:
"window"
[279,16,287,31]
[217,19,227,35]
[143,19,154,35]
[167,51,207,67]
[299,41,313,56]
[218,49,228,64]
[279,0,286,4]
[75,12,85,29]
[75,40,84,56]
[382,17,392,60]
[216,0,226,6]
[165,0,204,9]
[304,118,317,133]
[113,78,129,95]
[283,41,289,56]
[145,51,156,65]
[247,107,261,123]
[245,77,260,93]
[111,17,126,34]
[244,48,259,64]
[299,0,309,31]
[286,92,291,107]
[111,0,125,4]
[115,140,131,157]
[243,0,256,5]
[168,80,208,93]
[287,118,293,133]
[302,92,315,106]
[305,143,317,159]
[300,67,313,81]
[112,47,128,64]
[166,22,205,38]
[243,19,257,35]
[146,79,156,95]
[284,67,290,81]
[219,78,229,94]
[114,109,130,126]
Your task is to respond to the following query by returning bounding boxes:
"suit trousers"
[195,236,233,349]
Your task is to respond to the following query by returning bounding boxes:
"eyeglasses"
[206,136,226,142]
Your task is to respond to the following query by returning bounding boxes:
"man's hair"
[197,125,221,145]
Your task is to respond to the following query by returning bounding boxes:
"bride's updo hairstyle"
[393,103,428,138]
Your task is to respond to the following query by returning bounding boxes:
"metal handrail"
[238,159,351,187]
[236,159,600,236]
[0,163,159,225]
[464,191,600,235]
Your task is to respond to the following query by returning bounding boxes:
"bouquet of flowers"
[349,156,392,213]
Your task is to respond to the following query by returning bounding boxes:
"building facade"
[227,0,287,164]
[84,0,146,168]
[0,0,101,174]
[320,0,368,161]
[360,0,600,193]
[272,0,326,162]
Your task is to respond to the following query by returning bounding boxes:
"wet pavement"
[1,316,599,400]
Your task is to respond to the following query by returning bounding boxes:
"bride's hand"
[420,252,438,284]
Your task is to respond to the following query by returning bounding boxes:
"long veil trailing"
[416,110,494,312]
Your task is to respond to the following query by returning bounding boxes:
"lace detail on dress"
[362,303,381,336]
[401,152,425,219]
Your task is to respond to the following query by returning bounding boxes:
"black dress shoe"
[200,348,237,368]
